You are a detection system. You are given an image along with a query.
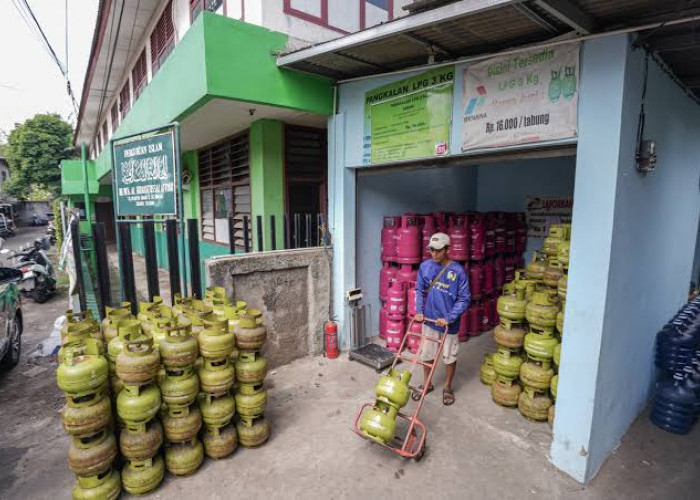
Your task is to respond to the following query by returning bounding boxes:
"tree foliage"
[5,114,74,199]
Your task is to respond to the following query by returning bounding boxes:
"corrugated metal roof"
[278,0,700,98]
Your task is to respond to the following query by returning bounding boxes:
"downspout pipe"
[81,143,92,225]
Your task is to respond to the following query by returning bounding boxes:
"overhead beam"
[647,32,700,53]
[401,33,458,58]
[332,52,389,71]
[512,3,561,33]
[532,0,595,35]
[277,0,525,67]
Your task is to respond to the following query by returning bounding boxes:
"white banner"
[526,196,573,239]
[462,44,580,151]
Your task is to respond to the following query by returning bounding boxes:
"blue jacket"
[415,260,470,334]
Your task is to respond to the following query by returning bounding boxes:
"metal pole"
[228,216,236,254]
[270,215,276,251]
[59,201,67,240]
[118,223,137,315]
[294,214,301,249]
[316,213,322,246]
[80,143,92,224]
[70,220,87,313]
[187,219,202,299]
[165,219,181,298]
[256,215,263,252]
[143,221,160,301]
[305,214,312,248]
[92,222,111,318]
[284,214,290,250]
[174,124,188,296]
[243,216,250,253]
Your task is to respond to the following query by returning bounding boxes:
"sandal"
[411,384,434,401]
[443,389,455,406]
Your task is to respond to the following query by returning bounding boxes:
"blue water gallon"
[650,372,699,434]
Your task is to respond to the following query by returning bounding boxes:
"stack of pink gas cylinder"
[379,212,527,350]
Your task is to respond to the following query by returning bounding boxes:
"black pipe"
[284,214,290,250]
[256,215,263,252]
[305,214,312,248]
[243,215,250,253]
[187,219,202,299]
[294,213,301,249]
[118,223,137,315]
[270,215,276,251]
[143,221,160,301]
[71,220,87,313]
[92,223,111,318]
[228,216,236,254]
[165,219,181,298]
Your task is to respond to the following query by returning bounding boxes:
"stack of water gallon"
[651,298,700,434]
[479,223,570,426]
[378,212,527,352]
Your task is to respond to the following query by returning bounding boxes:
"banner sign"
[462,44,580,151]
[526,196,573,239]
[113,131,177,216]
[364,66,454,165]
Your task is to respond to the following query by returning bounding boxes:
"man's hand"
[414,314,424,322]
[435,318,447,327]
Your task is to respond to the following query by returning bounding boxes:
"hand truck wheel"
[414,445,426,462]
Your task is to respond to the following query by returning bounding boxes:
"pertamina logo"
[464,85,488,122]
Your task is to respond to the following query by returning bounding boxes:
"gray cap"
[428,232,450,250]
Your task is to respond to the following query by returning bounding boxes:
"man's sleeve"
[446,271,470,324]
[415,265,427,315]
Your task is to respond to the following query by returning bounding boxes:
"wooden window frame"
[119,80,131,120]
[283,0,393,34]
[132,50,148,101]
[190,0,227,23]
[151,1,175,76]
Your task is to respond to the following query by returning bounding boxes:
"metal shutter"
[132,50,148,100]
[119,82,131,119]
[285,125,327,180]
[151,1,175,74]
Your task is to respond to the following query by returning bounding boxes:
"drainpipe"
[81,143,92,225]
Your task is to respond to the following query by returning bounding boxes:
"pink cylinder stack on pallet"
[378,210,527,349]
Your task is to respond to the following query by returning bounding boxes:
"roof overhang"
[277,0,700,100]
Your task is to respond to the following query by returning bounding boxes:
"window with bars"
[198,131,251,248]
[190,0,225,21]
[111,105,119,133]
[119,81,131,119]
[285,124,328,220]
[151,1,175,75]
[132,50,147,101]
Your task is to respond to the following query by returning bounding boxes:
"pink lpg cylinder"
[515,213,527,254]
[469,214,485,261]
[485,215,496,258]
[494,255,505,292]
[379,262,398,302]
[467,262,484,300]
[448,214,470,262]
[386,281,407,318]
[433,213,449,234]
[422,215,436,261]
[379,305,389,340]
[397,215,422,264]
[386,316,405,352]
[397,264,417,286]
[407,281,417,317]
[482,298,494,333]
[494,213,506,254]
[504,255,515,283]
[483,260,495,297]
[381,216,401,263]
[458,313,469,343]
[466,302,483,336]
[407,319,422,353]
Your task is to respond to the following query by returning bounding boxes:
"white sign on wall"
[526,196,573,239]
[462,44,580,151]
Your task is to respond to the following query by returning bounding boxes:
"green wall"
[250,119,284,250]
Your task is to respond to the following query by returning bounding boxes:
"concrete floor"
[2,305,699,500]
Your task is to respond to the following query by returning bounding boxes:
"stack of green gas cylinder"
[57,310,121,499]
[359,369,412,444]
[56,287,271,498]
[479,223,570,427]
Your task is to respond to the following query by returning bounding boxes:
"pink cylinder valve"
[381,216,401,263]
[379,262,398,302]
[448,214,470,262]
[396,215,422,264]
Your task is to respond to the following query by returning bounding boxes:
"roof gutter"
[74,0,113,145]
[276,0,524,67]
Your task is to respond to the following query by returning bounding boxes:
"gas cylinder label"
[461,44,580,151]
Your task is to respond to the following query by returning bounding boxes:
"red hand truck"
[352,318,448,461]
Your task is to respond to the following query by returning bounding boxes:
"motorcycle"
[1,238,56,303]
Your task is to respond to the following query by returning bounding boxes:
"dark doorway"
[95,202,116,243]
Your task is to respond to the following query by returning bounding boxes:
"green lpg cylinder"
[58,336,104,365]
[558,240,570,269]
[491,379,522,407]
[480,354,496,385]
[149,312,178,348]
[199,316,234,358]
[519,357,554,390]
[159,321,198,368]
[492,347,523,382]
[524,326,559,362]
[61,321,102,349]
[72,467,121,500]
[235,382,268,418]
[198,392,235,428]
[119,420,163,462]
[359,401,398,445]
[116,335,161,386]
[237,415,271,448]
[543,224,567,258]
[526,291,559,329]
[203,423,238,459]
[374,369,412,409]
[525,251,547,281]
[67,429,118,477]
[557,303,565,336]
[497,286,527,322]
[165,439,204,476]
[518,386,553,422]
[551,374,559,400]
[121,454,164,495]
[543,260,564,289]
[117,384,161,432]
[553,343,561,368]
[160,366,199,409]
[199,358,235,394]
[60,395,112,437]
[234,309,267,351]
[101,305,132,344]
[557,274,568,302]
[162,404,202,443]
[204,286,230,307]
[57,341,109,406]
[235,351,268,385]
[493,319,526,351]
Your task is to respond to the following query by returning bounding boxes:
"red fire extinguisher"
[325,321,339,359]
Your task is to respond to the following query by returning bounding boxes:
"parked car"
[0,266,24,368]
